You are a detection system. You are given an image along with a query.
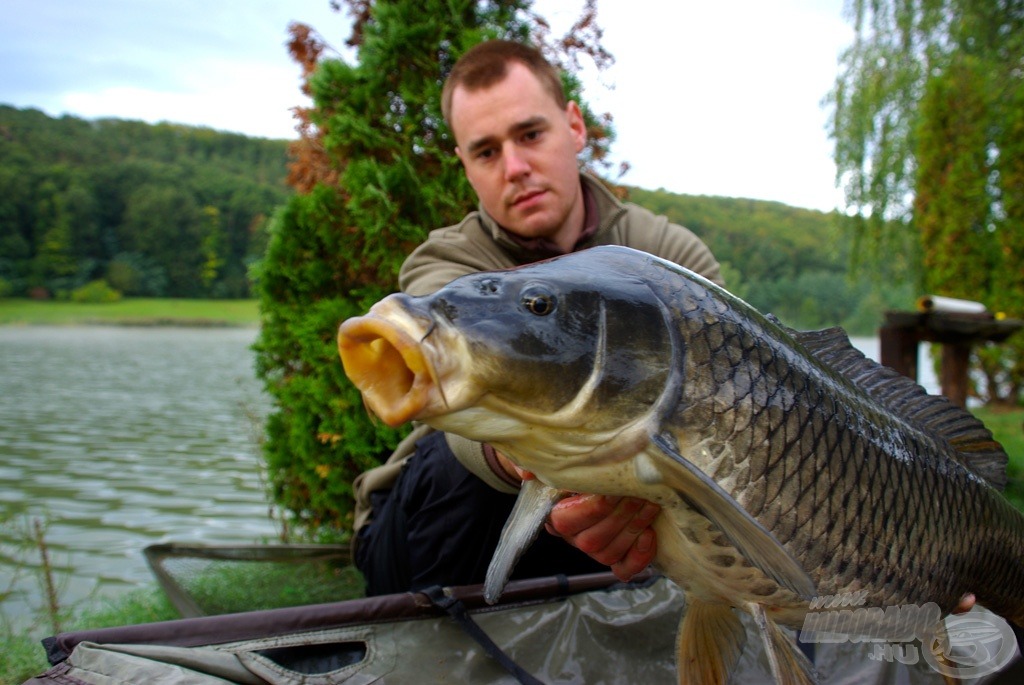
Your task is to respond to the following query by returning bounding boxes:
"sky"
[1,0,853,212]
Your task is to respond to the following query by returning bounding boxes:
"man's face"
[450,62,588,249]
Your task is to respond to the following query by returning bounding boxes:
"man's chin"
[506,224,558,242]
[502,209,562,238]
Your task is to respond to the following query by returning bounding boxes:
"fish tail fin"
[749,602,819,685]
[676,598,746,685]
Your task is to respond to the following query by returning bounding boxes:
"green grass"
[972,405,1024,510]
[169,559,365,616]
[0,562,366,685]
[0,587,178,685]
[0,298,259,327]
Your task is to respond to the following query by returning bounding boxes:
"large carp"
[338,245,1024,683]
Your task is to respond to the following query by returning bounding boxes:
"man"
[352,39,724,596]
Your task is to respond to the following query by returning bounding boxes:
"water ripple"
[0,326,277,622]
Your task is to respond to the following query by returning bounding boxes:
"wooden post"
[939,343,971,407]
[879,323,920,382]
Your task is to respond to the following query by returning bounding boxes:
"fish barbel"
[338,245,1024,683]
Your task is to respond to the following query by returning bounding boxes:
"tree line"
[0,105,891,332]
[0,105,291,299]
[626,188,908,335]
[829,0,1023,405]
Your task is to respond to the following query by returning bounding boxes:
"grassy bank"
[1,561,365,684]
[973,405,1024,510]
[0,298,259,327]
[1,587,180,684]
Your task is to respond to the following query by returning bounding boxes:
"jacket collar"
[477,173,627,262]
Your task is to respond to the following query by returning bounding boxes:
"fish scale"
[338,245,1024,683]
[671,293,998,609]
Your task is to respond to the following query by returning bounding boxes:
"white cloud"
[2,0,854,210]
[57,61,308,138]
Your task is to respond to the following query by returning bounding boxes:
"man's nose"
[502,145,531,181]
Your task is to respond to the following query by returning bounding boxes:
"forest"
[625,188,901,334]
[0,105,290,300]
[0,105,898,334]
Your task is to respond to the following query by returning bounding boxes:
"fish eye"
[521,287,556,316]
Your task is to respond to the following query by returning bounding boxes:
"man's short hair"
[441,40,566,126]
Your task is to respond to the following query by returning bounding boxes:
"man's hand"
[953,593,976,614]
[547,493,660,582]
[494,450,660,581]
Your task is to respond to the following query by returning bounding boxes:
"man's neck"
[499,182,597,258]
[550,187,588,253]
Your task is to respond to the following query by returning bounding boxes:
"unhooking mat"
[23,572,1021,684]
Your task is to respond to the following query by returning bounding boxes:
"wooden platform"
[879,310,1023,407]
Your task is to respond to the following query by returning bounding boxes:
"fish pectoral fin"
[749,602,819,685]
[651,433,816,600]
[484,479,565,604]
[677,598,746,685]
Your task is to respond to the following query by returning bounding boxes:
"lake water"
[0,326,940,629]
[0,326,277,625]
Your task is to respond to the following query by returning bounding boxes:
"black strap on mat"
[422,585,545,685]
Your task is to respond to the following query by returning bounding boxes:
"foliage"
[253,0,617,536]
[0,106,289,299]
[69,279,122,304]
[625,187,912,333]
[828,0,1024,405]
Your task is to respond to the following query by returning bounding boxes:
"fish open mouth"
[338,312,436,427]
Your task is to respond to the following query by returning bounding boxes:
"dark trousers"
[355,430,604,596]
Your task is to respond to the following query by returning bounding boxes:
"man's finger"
[953,593,976,614]
[610,528,657,581]
[548,494,624,538]
[572,499,658,562]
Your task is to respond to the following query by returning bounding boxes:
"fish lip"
[338,305,438,428]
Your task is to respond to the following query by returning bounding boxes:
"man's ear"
[566,101,587,153]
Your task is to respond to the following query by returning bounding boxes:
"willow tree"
[829,0,1024,404]
[253,0,614,537]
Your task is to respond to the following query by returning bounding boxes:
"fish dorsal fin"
[779,321,1009,490]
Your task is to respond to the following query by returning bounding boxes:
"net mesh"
[144,543,364,617]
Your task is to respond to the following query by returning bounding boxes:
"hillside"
[0,106,900,332]
[0,105,291,299]
[625,188,908,333]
